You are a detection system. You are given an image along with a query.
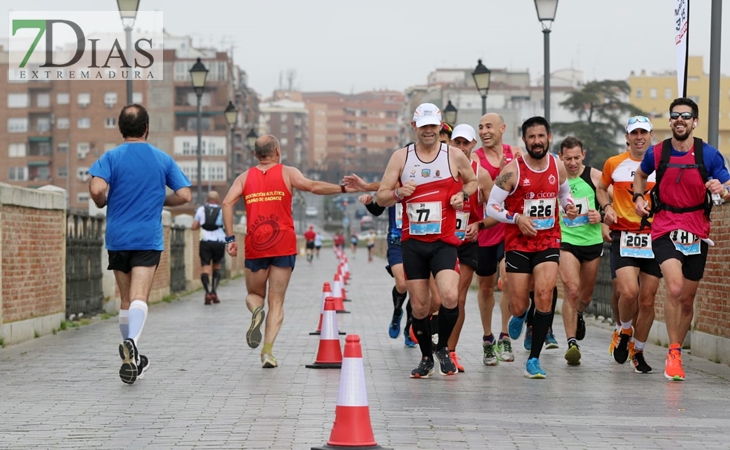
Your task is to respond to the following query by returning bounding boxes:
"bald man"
[192,191,227,305]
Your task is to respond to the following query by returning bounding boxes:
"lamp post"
[534,0,559,123]
[189,57,209,205]
[472,59,492,115]
[246,128,258,169]
[116,0,140,106]
[224,101,239,184]
[443,100,458,126]
[707,0,722,148]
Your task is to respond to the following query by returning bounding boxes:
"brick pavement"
[2,248,730,449]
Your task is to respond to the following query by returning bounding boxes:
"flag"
[674,0,690,98]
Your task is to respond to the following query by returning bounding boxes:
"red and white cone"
[311,282,346,336]
[306,297,343,369]
[331,274,350,314]
[311,335,390,450]
[343,260,350,284]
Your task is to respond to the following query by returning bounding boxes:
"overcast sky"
[3,0,728,97]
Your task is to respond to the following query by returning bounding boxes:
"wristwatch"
[632,192,643,203]
[478,220,486,231]
[225,235,236,244]
[462,189,469,201]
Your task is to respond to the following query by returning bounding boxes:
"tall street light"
[116,0,140,106]
[246,128,258,169]
[224,101,239,184]
[472,59,492,115]
[189,57,209,205]
[443,100,458,126]
[534,0,559,123]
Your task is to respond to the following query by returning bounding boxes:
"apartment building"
[258,91,309,168]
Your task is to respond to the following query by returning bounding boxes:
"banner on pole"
[674,0,690,97]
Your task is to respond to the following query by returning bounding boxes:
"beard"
[526,143,549,160]
[672,127,691,141]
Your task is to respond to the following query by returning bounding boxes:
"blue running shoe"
[544,328,559,349]
[388,308,403,339]
[523,326,533,351]
[508,312,527,340]
[524,357,546,379]
[404,333,417,348]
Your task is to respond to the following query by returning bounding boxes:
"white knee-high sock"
[127,300,148,345]
[119,309,129,339]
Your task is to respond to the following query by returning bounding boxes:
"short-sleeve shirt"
[194,204,225,242]
[89,142,191,251]
[600,152,655,234]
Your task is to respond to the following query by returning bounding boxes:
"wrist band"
[340,184,346,193]
[513,213,520,225]
[225,235,236,244]
[393,189,403,201]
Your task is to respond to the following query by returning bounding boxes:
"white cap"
[451,124,477,142]
[626,116,653,133]
[412,103,442,128]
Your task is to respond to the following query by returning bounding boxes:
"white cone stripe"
[332,280,343,298]
[321,311,340,339]
[320,290,331,313]
[336,357,368,407]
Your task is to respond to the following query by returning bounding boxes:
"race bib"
[562,197,590,227]
[395,202,403,229]
[407,201,442,235]
[669,229,701,256]
[455,211,469,240]
[523,198,556,230]
[619,231,654,258]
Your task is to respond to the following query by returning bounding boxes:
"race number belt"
[455,211,469,240]
[562,197,590,227]
[406,201,442,235]
[669,229,701,256]
[619,231,654,259]
[523,198,556,230]
[395,203,403,229]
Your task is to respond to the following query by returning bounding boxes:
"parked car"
[305,206,318,217]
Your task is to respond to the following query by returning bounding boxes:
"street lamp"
[224,101,239,184]
[472,59,492,115]
[246,128,258,168]
[534,0,559,122]
[443,100,458,126]
[189,57,209,205]
[116,0,140,106]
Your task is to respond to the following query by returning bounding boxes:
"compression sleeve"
[558,180,575,210]
[486,185,519,224]
[365,201,386,216]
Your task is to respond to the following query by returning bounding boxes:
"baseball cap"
[451,124,477,142]
[412,103,442,128]
[626,116,653,133]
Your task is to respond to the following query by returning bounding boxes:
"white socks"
[127,300,148,345]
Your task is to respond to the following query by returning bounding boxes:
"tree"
[551,80,647,168]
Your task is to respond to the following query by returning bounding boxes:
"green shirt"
[560,166,603,246]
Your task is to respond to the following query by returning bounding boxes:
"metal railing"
[169,225,187,292]
[585,242,614,323]
[66,212,104,318]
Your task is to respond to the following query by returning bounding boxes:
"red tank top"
[242,164,298,259]
[474,144,514,247]
[454,160,481,243]
[504,155,562,252]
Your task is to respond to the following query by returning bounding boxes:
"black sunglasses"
[670,112,694,120]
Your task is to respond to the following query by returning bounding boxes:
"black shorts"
[306,241,315,250]
[315,245,322,250]
[476,241,505,277]
[401,239,458,280]
[560,242,603,264]
[199,240,226,266]
[457,241,479,270]
[108,250,161,273]
[245,255,296,272]
[652,234,708,282]
[505,248,560,274]
[610,232,662,278]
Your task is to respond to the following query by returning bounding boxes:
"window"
[186,117,210,131]
[280,113,288,122]
[57,118,70,129]
[281,137,288,146]
[104,92,117,107]
[665,88,672,99]
[78,117,90,129]
[77,167,90,182]
[133,92,143,103]
[77,193,90,204]
[9,143,27,157]
[57,167,68,177]
[58,142,69,153]
[650,89,657,99]
[77,143,90,159]
[186,92,210,107]
[35,166,50,180]
[8,118,28,133]
[635,88,643,99]
[8,93,28,108]
[8,167,28,181]
[77,93,91,106]
[280,125,288,133]
[57,93,70,104]
[105,117,117,128]
[37,117,51,132]
[36,93,50,107]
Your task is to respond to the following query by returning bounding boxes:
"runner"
[304,225,316,264]
[314,232,323,259]
[596,116,660,374]
[486,116,577,378]
[633,98,730,381]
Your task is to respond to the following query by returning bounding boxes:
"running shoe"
[118,338,139,385]
[576,312,586,341]
[388,308,403,339]
[564,341,581,366]
[246,306,265,349]
[608,329,620,355]
[497,338,515,362]
[211,293,220,304]
[524,357,547,379]
[523,326,533,351]
[410,357,435,379]
[632,350,652,374]
[545,328,559,349]
[450,351,465,373]
[613,328,633,364]
[137,355,149,380]
[664,349,685,381]
[482,341,498,366]
[261,353,278,368]
[404,333,417,348]
[508,313,527,340]
[204,293,213,305]
[434,347,457,375]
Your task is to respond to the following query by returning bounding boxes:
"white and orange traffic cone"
[331,274,350,314]
[306,297,343,369]
[312,335,390,450]
[311,282,345,336]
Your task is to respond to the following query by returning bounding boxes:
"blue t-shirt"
[90,142,191,251]
[387,205,402,241]
[639,141,730,183]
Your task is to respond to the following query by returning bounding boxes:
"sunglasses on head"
[441,123,453,134]
[627,116,650,125]
[670,112,694,120]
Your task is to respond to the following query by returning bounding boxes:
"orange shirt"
[600,152,656,233]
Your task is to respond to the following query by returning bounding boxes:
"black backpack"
[201,205,222,231]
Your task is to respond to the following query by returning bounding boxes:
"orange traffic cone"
[306,297,343,369]
[312,335,390,450]
[331,274,350,314]
[311,282,346,336]
[343,260,350,284]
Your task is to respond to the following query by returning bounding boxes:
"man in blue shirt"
[89,104,191,385]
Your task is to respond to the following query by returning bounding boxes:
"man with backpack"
[633,98,730,381]
[192,191,226,305]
